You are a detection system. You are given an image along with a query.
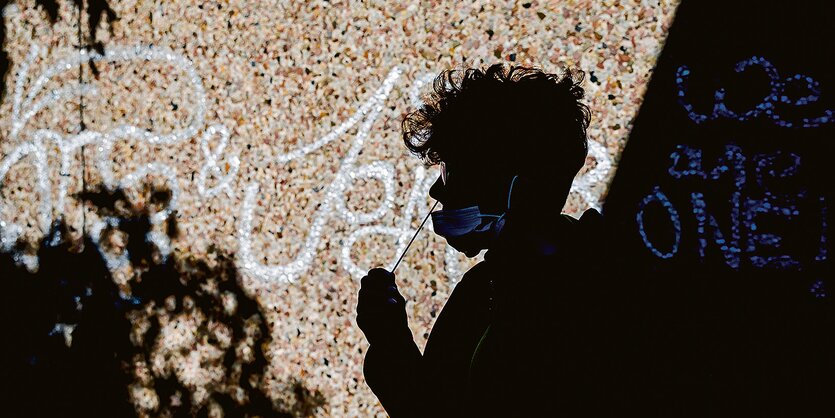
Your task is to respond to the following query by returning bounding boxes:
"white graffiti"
[1,43,611,284]
[1,44,228,270]
[197,124,241,198]
[237,67,451,283]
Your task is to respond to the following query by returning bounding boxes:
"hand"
[356,268,410,347]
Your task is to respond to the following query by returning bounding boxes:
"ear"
[514,174,572,210]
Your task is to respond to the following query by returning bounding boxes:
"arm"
[363,330,425,417]
[357,268,427,418]
[357,266,491,417]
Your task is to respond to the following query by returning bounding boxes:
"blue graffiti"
[637,143,827,271]
[810,280,827,298]
[676,56,833,128]
[636,186,682,259]
[691,191,740,269]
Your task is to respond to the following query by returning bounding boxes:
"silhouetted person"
[356,64,616,417]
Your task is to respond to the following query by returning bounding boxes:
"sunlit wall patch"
[1,44,613,285]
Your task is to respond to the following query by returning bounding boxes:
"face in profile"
[428,162,511,257]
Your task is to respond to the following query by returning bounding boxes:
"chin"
[446,238,483,258]
[463,249,481,258]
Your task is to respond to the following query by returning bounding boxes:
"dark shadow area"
[1,0,116,101]
[1,185,325,417]
[602,0,833,415]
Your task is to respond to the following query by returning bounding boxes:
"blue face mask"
[431,175,519,255]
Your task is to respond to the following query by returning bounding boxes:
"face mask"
[431,175,519,255]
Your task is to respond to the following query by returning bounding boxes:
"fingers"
[356,268,410,346]
[358,268,396,304]
[357,268,404,317]
[357,284,404,314]
[388,286,406,306]
[361,268,395,288]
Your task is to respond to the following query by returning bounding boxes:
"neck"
[487,204,574,260]
[505,182,569,230]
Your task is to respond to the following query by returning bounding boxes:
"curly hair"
[402,63,591,186]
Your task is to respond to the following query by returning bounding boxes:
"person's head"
[402,63,591,221]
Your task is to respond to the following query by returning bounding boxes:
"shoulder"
[442,261,493,308]
[578,208,603,231]
[422,261,494,357]
[453,261,492,290]
[572,208,605,253]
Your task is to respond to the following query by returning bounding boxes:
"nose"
[429,174,444,203]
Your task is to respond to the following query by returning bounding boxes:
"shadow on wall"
[0,185,325,417]
[1,0,117,101]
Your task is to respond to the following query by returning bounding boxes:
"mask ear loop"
[479,175,520,221]
[482,175,519,244]
[495,175,519,224]
[506,175,519,211]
